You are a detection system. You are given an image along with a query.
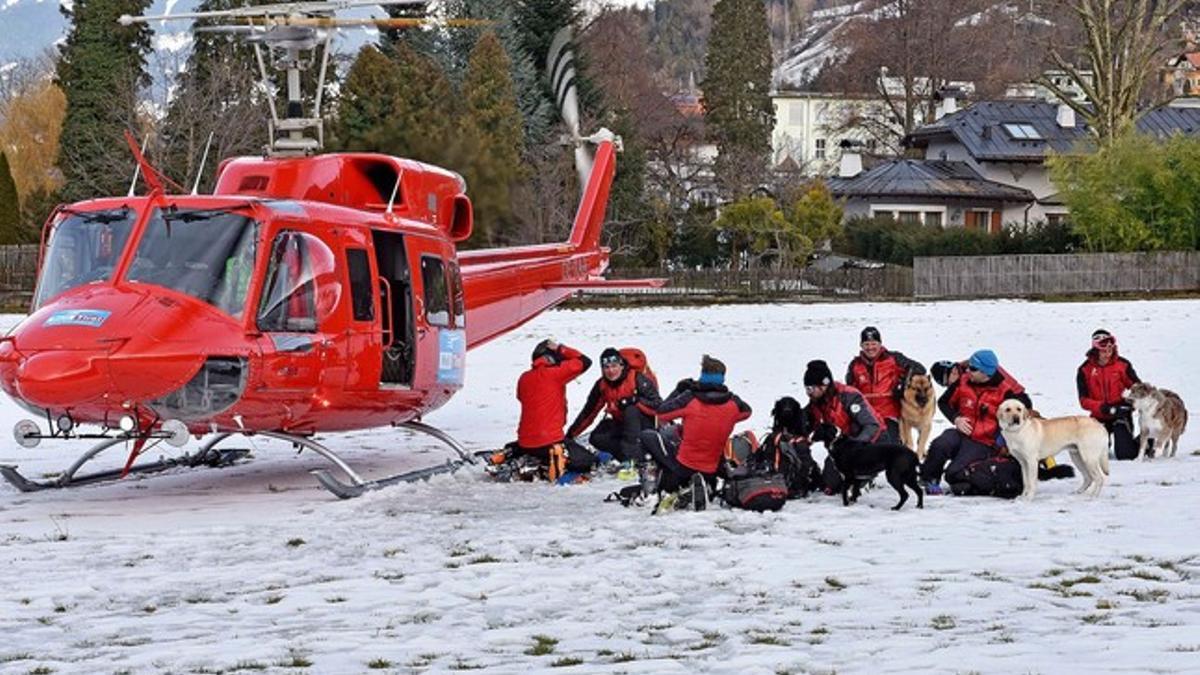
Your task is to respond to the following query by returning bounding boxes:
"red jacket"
[946,367,1026,447]
[807,382,883,443]
[1076,349,1139,420]
[567,369,661,438]
[845,348,923,420]
[517,346,590,448]
[657,383,752,474]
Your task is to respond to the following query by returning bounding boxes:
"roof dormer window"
[1003,123,1042,140]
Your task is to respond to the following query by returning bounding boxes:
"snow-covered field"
[1,299,1198,674]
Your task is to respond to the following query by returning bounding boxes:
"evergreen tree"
[56,0,153,202]
[460,31,525,246]
[333,46,405,152]
[0,152,23,244]
[444,0,555,148]
[703,0,775,199]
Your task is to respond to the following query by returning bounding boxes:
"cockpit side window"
[258,232,317,332]
[420,256,450,328]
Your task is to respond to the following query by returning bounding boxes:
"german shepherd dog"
[899,372,936,461]
[1126,382,1189,459]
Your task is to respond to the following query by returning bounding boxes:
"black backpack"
[721,431,788,512]
[951,455,1023,499]
[761,431,823,498]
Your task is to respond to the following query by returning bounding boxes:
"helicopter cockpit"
[34,207,136,308]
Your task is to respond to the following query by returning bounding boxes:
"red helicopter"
[0,0,658,498]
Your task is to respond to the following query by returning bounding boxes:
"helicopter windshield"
[34,207,136,309]
[126,207,259,319]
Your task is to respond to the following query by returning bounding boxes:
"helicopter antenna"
[191,131,216,195]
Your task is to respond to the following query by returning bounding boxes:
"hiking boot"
[691,473,708,512]
[923,482,944,496]
[656,492,679,512]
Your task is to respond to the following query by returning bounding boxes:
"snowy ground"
[1,299,1198,675]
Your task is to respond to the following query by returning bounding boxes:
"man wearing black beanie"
[845,326,924,442]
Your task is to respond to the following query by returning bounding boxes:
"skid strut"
[310,421,477,499]
[0,434,249,492]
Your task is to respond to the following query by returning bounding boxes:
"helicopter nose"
[14,349,204,410]
[15,350,110,409]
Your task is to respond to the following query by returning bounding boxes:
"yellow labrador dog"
[997,399,1109,500]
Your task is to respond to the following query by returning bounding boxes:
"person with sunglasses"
[920,349,1032,495]
[1076,329,1141,460]
[568,347,662,472]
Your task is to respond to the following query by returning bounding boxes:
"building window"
[924,212,943,228]
[1002,123,1042,140]
[1046,213,1067,227]
[815,138,826,159]
[788,102,805,125]
[897,211,920,224]
[966,210,992,231]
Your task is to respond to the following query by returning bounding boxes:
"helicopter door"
[371,230,414,387]
[413,250,465,394]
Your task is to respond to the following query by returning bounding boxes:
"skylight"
[1003,123,1043,140]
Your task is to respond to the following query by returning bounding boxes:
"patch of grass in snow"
[611,652,638,663]
[184,595,213,604]
[285,538,305,548]
[918,584,938,595]
[525,635,558,656]
[19,598,31,605]
[35,617,52,626]
[405,611,439,624]
[143,604,157,614]
[1044,568,1064,577]
[1061,575,1102,587]
[551,657,583,667]
[382,548,401,558]
[747,632,790,646]
[407,654,440,668]
[52,604,66,614]
[1095,599,1116,610]
[27,667,54,675]
[373,570,405,582]
[448,544,473,557]
[468,554,501,565]
[1028,581,1092,598]
[811,626,830,635]
[0,654,32,664]
[1081,613,1112,625]
[824,576,846,590]
[975,570,1009,582]
[1129,569,1165,581]
[814,537,842,547]
[276,650,312,668]
[325,596,346,604]
[1119,588,1170,603]
[448,658,483,670]
[930,615,956,631]
[1170,645,1200,652]
[231,661,268,671]
[366,658,391,669]
[264,595,284,605]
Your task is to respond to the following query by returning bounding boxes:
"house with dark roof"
[830,98,1200,231]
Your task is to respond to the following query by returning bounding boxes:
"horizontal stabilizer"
[543,278,666,290]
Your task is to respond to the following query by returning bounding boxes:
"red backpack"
[619,347,658,389]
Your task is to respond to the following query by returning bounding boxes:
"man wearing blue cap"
[920,349,1031,494]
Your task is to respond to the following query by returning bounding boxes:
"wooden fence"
[606,264,914,299]
[913,251,1200,298]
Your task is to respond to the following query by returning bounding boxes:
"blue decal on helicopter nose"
[44,309,113,328]
[437,329,466,385]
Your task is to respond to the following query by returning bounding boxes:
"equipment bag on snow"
[950,455,1023,499]
[762,431,823,498]
[721,431,788,512]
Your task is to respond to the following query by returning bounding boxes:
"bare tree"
[1040,0,1187,144]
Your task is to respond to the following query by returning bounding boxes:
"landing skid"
[0,434,250,492]
[309,421,477,499]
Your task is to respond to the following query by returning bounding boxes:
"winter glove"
[671,378,697,398]
[811,423,839,444]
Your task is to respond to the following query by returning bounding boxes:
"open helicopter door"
[408,238,466,401]
[371,230,415,387]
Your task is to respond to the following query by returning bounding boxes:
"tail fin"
[567,139,617,251]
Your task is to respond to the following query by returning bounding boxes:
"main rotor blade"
[252,16,494,28]
[119,0,427,25]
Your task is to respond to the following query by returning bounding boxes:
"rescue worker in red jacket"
[511,339,595,474]
[638,355,752,510]
[845,326,924,442]
[568,347,661,464]
[801,359,885,494]
[920,349,1032,494]
[1076,328,1141,460]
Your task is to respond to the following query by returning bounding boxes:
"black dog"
[770,396,809,436]
[828,438,923,511]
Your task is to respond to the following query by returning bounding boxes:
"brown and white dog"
[899,372,936,461]
[997,399,1109,500]
[1126,382,1189,459]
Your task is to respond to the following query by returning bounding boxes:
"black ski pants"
[920,429,994,485]
[589,406,656,463]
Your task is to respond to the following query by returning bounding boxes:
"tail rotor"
[547,27,619,196]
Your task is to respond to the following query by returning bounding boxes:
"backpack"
[619,347,658,389]
[721,431,788,512]
[762,431,823,498]
[951,455,1023,499]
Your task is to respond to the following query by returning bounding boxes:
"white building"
[770,91,890,174]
